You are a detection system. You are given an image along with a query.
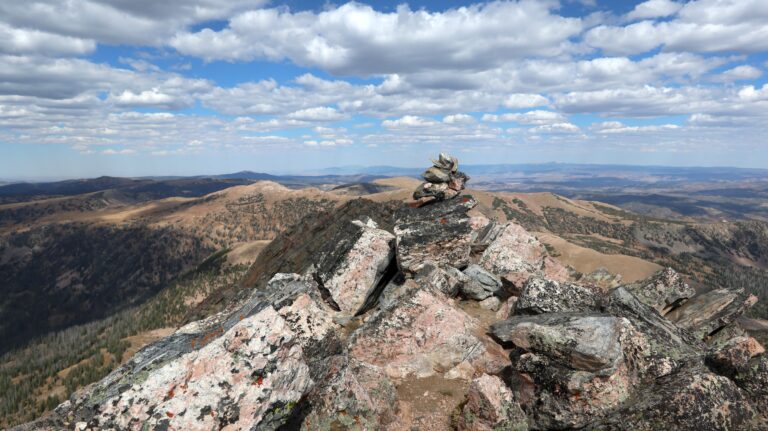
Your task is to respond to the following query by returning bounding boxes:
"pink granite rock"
[457,374,528,431]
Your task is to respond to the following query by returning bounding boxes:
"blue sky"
[1,0,767,179]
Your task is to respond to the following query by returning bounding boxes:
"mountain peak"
[13,156,768,430]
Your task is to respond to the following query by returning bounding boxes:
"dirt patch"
[395,375,469,430]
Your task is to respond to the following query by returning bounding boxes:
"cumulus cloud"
[626,0,682,20]
[0,23,95,56]
[504,94,550,109]
[1,0,767,166]
[0,0,268,46]
[443,114,475,124]
[591,121,680,133]
[587,0,768,55]
[482,110,567,125]
[171,1,582,74]
[714,65,763,82]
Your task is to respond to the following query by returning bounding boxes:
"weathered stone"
[394,195,477,274]
[315,219,395,315]
[413,181,449,200]
[496,296,518,320]
[594,367,759,431]
[422,166,451,183]
[447,171,469,191]
[492,313,627,372]
[479,222,568,291]
[462,264,503,300]
[432,152,459,172]
[456,374,528,431]
[510,352,636,429]
[300,359,399,430]
[415,263,465,297]
[623,267,694,315]
[667,288,758,340]
[515,276,599,314]
[602,286,704,377]
[349,286,509,380]
[479,296,501,311]
[706,335,765,378]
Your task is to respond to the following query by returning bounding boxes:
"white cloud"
[482,110,566,125]
[443,114,475,124]
[504,93,549,109]
[591,121,680,133]
[101,148,136,155]
[171,1,582,74]
[738,84,768,102]
[626,0,682,20]
[286,106,346,122]
[0,0,268,46]
[0,23,95,56]
[530,122,581,133]
[587,0,768,55]
[382,115,439,128]
[714,65,763,82]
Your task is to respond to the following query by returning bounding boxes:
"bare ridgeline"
[19,155,768,430]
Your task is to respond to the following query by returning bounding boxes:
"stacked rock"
[412,153,470,204]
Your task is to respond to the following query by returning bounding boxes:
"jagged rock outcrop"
[479,222,569,291]
[515,276,599,314]
[593,367,760,431]
[622,267,694,315]
[394,195,477,274]
[18,180,768,431]
[314,217,396,315]
[350,282,508,380]
[667,288,758,340]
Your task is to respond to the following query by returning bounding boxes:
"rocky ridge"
[16,156,768,430]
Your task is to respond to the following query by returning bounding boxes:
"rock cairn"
[412,152,469,205]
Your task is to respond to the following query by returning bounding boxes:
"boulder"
[595,367,759,431]
[706,335,765,378]
[349,285,509,380]
[492,313,627,373]
[394,195,477,274]
[602,286,703,377]
[623,267,694,315]
[479,296,501,311]
[667,288,758,340]
[456,374,528,431]
[314,219,396,315]
[510,351,637,429]
[479,222,568,290]
[415,263,466,297]
[515,276,599,315]
[461,264,503,300]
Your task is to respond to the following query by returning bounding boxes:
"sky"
[1,0,768,179]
